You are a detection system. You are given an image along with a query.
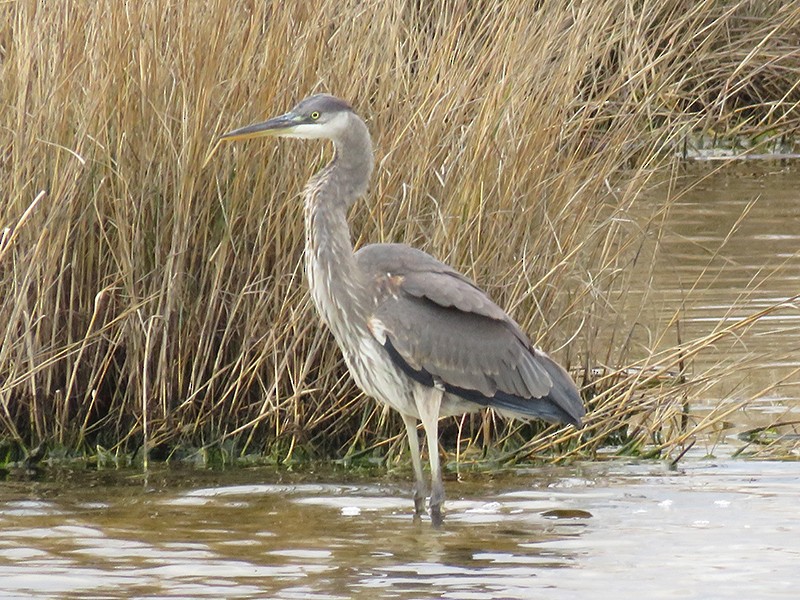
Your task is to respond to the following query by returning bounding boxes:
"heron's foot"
[412,482,427,517]
[429,486,445,528]
[430,502,444,528]
[413,495,427,517]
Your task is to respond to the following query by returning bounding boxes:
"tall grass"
[1,0,799,465]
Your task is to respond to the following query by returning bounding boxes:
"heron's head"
[220,94,355,143]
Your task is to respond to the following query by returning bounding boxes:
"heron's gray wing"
[356,244,585,426]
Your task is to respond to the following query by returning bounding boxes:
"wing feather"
[356,243,585,426]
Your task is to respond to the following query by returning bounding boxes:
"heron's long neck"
[303,116,374,335]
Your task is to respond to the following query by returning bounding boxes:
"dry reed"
[1,0,799,466]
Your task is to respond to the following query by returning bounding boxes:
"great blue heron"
[221,94,585,526]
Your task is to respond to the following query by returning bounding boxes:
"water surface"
[1,459,798,599]
[626,163,800,407]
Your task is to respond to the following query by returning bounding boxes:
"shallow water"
[1,459,799,599]
[626,163,800,407]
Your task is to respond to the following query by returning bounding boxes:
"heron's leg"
[402,414,427,517]
[415,387,444,527]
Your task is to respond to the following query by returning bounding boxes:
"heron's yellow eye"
[310,111,320,120]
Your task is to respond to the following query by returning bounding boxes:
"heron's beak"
[220,112,300,141]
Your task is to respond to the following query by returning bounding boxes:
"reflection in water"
[1,461,799,599]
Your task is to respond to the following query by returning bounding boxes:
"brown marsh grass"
[1,0,799,466]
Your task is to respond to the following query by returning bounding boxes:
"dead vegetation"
[1,0,799,466]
